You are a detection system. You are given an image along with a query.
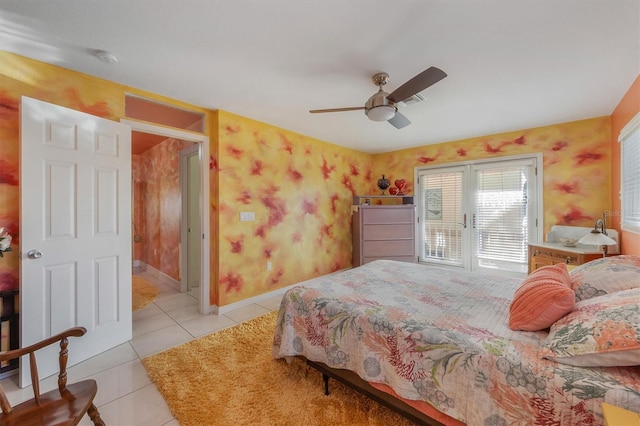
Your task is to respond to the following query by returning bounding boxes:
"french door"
[416,155,541,274]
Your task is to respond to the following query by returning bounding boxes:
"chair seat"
[0,380,98,426]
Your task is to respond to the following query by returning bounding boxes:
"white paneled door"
[20,97,132,387]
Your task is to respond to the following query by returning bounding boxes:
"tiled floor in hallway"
[0,270,283,425]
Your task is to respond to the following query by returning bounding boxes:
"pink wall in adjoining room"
[610,75,640,255]
[132,154,145,264]
[135,138,195,281]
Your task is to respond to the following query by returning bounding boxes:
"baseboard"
[212,267,350,315]
[136,262,180,291]
[212,283,293,315]
[0,368,17,381]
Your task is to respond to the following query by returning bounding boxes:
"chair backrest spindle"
[58,337,69,394]
[28,352,40,403]
[0,327,104,425]
[0,387,12,414]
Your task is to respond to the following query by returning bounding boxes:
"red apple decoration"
[388,187,398,195]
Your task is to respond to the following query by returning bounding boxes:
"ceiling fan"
[309,66,447,129]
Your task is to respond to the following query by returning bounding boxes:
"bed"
[272,256,640,425]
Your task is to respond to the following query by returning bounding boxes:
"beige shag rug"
[132,276,159,311]
[142,311,415,426]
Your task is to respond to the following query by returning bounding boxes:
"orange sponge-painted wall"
[611,75,640,255]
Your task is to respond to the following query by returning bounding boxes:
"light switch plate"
[239,212,255,221]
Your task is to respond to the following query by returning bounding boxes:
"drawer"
[363,224,413,240]
[362,207,413,224]
[363,255,415,264]
[363,240,414,257]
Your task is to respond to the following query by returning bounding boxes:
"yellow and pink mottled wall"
[373,117,613,238]
[0,51,372,306]
[0,50,637,308]
[213,111,372,305]
[0,52,124,292]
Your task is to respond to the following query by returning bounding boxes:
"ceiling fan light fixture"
[309,67,447,129]
[366,105,396,122]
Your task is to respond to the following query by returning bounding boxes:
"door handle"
[462,214,467,228]
[27,249,43,259]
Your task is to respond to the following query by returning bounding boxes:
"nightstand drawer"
[528,244,602,273]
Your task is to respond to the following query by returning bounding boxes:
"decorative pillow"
[541,288,640,367]
[569,255,640,302]
[509,263,574,331]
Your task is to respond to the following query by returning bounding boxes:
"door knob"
[27,249,43,259]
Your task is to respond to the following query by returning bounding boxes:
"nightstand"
[528,243,603,274]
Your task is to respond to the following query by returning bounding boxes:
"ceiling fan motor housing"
[365,90,397,121]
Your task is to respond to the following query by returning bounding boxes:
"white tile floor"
[0,270,283,425]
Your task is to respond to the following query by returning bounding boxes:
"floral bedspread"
[272,260,640,425]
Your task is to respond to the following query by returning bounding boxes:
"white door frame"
[122,119,211,314]
[180,144,201,293]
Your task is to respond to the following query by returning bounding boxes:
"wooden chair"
[0,327,105,425]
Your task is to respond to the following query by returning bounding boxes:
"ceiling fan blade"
[387,67,447,103]
[309,107,365,113]
[388,111,411,129]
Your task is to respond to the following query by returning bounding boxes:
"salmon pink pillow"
[509,263,574,331]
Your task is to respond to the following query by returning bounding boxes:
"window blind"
[621,117,640,233]
[474,165,528,269]
[419,171,463,265]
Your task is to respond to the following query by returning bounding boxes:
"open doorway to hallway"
[132,132,196,298]
[124,94,210,314]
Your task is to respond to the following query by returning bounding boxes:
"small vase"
[377,175,390,195]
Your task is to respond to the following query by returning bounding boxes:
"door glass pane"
[474,165,529,273]
[419,171,463,266]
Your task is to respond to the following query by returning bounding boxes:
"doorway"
[415,154,542,275]
[123,119,210,314]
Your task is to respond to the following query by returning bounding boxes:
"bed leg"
[323,373,330,395]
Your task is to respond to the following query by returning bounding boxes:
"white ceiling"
[1,1,638,154]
